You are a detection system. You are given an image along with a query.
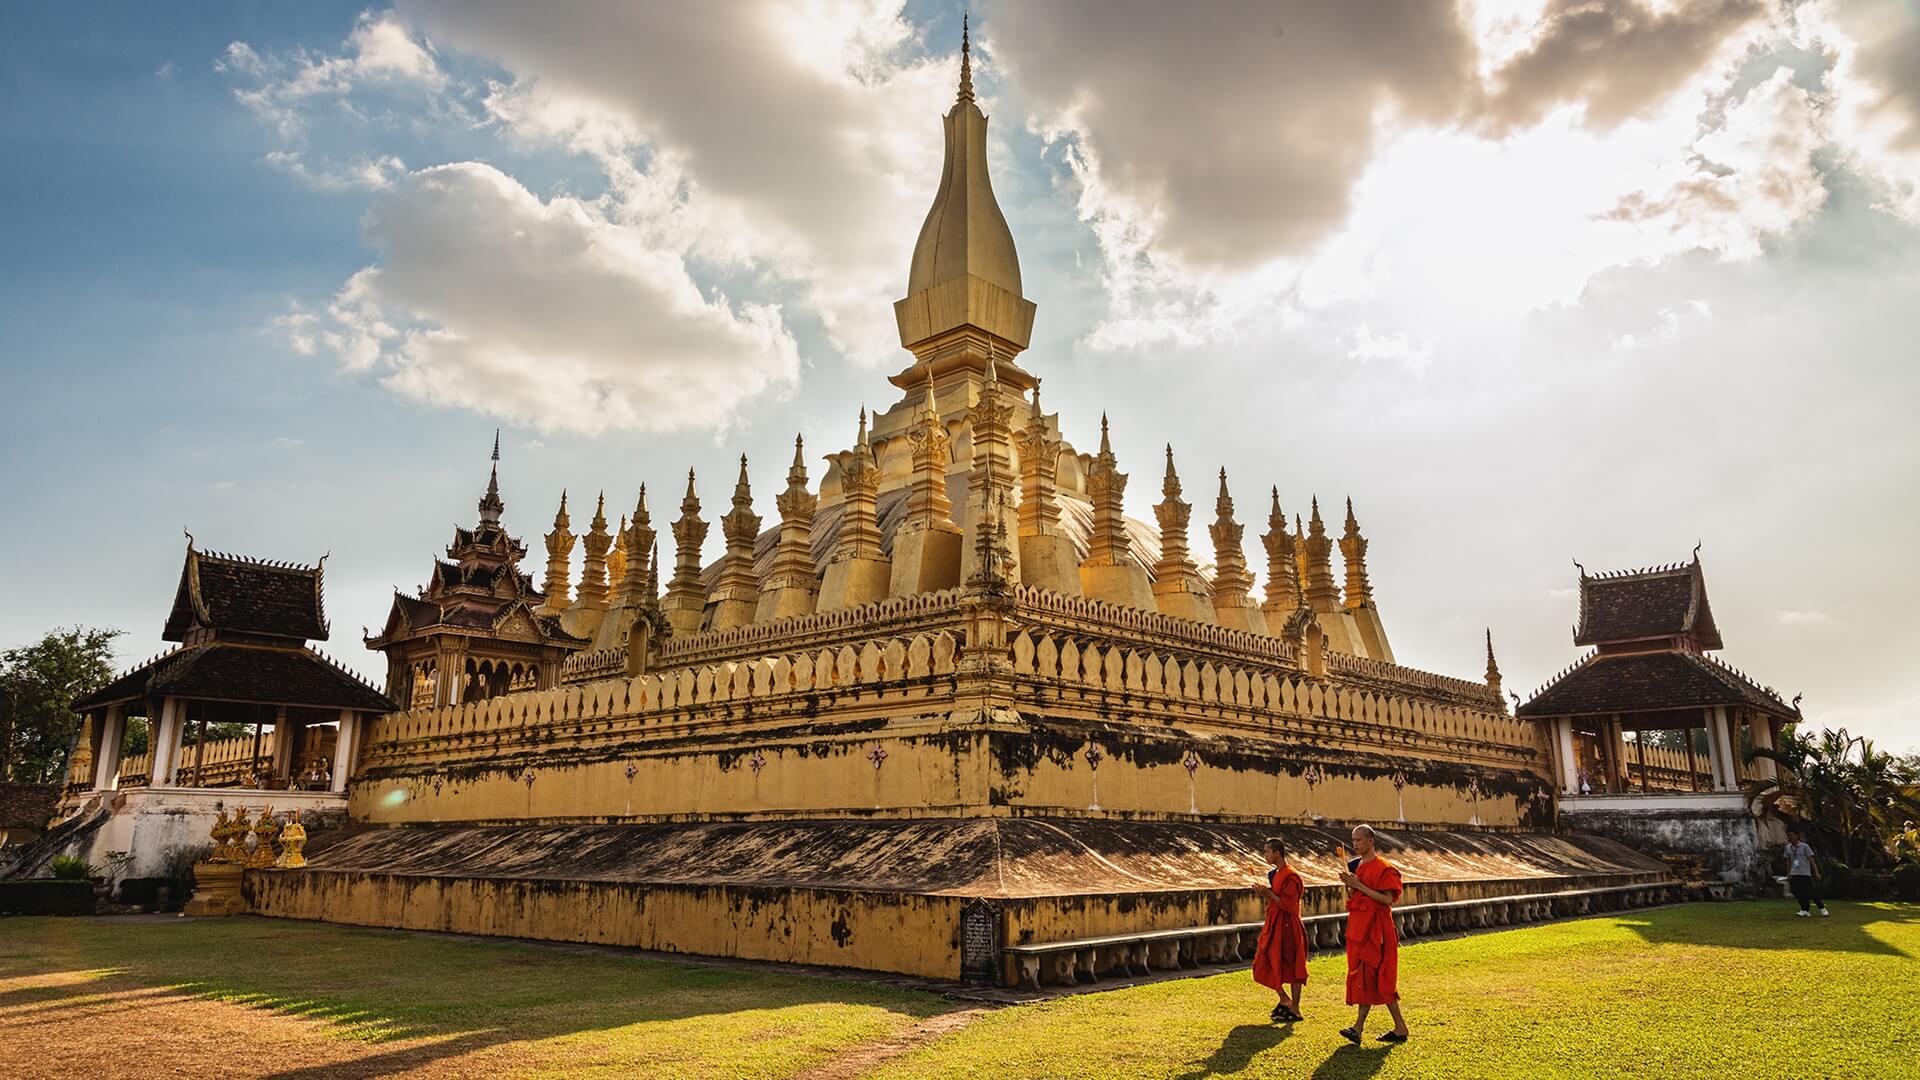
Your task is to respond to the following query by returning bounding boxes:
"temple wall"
[350,590,1549,828]
[246,869,968,980]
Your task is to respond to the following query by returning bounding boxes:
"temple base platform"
[242,818,1674,986]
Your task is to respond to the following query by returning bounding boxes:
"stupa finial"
[958,12,974,104]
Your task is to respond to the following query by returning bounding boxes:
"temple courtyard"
[2,903,1913,1079]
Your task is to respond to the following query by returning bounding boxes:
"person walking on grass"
[1339,824,1409,1045]
[1252,836,1309,1023]
[1784,827,1830,918]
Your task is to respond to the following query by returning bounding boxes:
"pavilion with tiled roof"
[365,435,587,708]
[70,538,395,796]
[1518,553,1796,796]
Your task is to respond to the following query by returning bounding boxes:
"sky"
[1,1,1917,752]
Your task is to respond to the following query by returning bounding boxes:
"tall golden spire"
[1485,628,1504,705]
[538,490,575,615]
[1340,496,1373,609]
[577,492,612,610]
[893,12,1035,390]
[1260,487,1301,621]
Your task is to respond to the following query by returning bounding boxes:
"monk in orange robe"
[1251,837,1309,1022]
[1340,824,1410,1044]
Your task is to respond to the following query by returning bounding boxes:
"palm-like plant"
[1746,727,1920,868]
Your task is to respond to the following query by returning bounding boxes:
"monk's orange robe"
[1344,856,1402,1006]
[1253,865,1309,989]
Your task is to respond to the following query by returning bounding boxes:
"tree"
[0,626,123,784]
[1747,727,1920,867]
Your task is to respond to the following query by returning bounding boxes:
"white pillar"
[1705,706,1738,792]
[1554,718,1579,794]
[1751,715,1778,781]
[90,705,125,791]
[330,710,357,793]
[150,697,183,787]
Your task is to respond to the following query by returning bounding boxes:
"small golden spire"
[958,11,974,104]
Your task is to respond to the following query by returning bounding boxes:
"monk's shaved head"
[1351,824,1375,840]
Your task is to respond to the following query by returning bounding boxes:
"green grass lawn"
[2,902,1916,1079]
[875,901,1920,1080]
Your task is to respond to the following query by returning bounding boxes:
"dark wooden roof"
[1574,558,1721,650]
[73,644,394,713]
[163,545,329,643]
[1517,649,1792,720]
[0,783,59,830]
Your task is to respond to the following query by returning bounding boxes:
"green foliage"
[47,854,97,881]
[1746,727,1920,869]
[0,625,123,784]
[0,879,96,915]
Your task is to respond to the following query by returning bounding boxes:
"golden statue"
[206,808,233,864]
[224,806,253,864]
[245,806,281,868]
[274,816,309,869]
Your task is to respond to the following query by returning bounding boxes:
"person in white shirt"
[1783,828,1830,917]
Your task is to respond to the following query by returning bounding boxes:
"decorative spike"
[958,10,974,104]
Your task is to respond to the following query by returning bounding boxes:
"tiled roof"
[0,783,59,830]
[1573,559,1721,649]
[73,644,394,713]
[1517,649,1791,719]
[163,545,329,642]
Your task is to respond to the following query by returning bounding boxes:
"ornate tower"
[576,493,612,612]
[1485,629,1504,708]
[1208,470,1265,633]
[589,488,661,653]
[1151,447,1215,623]
[707,456,764,631]
[607,514,630,608]
[958,360,1021,586]
[661,470,710,637]
[1340,498,1394,662]
[889,373,964,596]
[890,16,1038,413]
[1014,379,1082,595]
[1078,415,1154,609]
[1302,497,1340,614]
[1259,488,1300,624]
[537,490,574,616]
[757,435,821,622]
[818,410,892,611]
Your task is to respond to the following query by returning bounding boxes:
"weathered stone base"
[1560,792,1783,891]
[245,819,1669,984]
[183,861,247,916]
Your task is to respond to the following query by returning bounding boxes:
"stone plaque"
[959,898,1001,986]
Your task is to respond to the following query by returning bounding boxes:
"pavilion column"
[1607,716,1630,793]
[1685,734,1701,792]
[1553,717,1579,794]
[1704,706,1737,791]
[329,710,358,793]
[150,697,183,787]
[1634,731,1648,793]
[1752,716,1779,781]
[90,705,126,792]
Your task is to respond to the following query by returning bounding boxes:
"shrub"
[48,854,97,881]
[1892,862,1920,903]
[117,876,171,908]
[0,879,96,915]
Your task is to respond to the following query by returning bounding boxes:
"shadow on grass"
[1308,1044,1392,1080]
[3,915,961,1078]
[1617,901,1920,958]
[1172,1022,1293,1078]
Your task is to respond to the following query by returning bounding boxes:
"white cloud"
[1796,0,1920,220]
[1347,325,1435,369]
[297,162,800,435]
[264,150,406,191]
[1776,609,1837,627]
[220,12,448,137]
[400,0,956,367]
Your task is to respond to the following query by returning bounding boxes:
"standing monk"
[1251,837,1309,1022]
[1339,824,1409,1045]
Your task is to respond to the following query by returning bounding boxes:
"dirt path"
[795,1006,994,1080]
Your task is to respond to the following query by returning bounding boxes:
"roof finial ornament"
[492,429,500,463]
[1692,540,1703,562]
[1573,557,1587,578]
[958,11,974,104]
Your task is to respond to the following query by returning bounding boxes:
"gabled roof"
[163,543,329,643]
[1573,557,1721,650]
[1517,649,1792,720]
[0,783,59,830]
[73,643,395,713]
